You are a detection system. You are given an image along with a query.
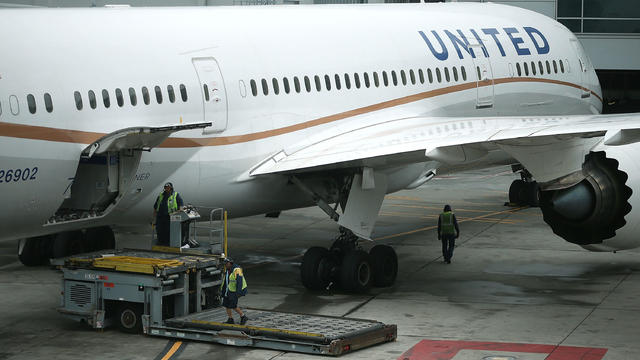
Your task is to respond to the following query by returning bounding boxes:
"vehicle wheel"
[18,237,48,266]
[509,179,525,204]
[369,245,398,287]
[301,247,332,290]
[524,181,540,207]
[52,231,85,258]
[117,302,143,333]
[339,250,372,293]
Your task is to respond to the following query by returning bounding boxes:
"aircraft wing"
[249,113,640,184]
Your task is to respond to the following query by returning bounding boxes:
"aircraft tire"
[86,226,115,251]
[509,179,525,204]
[524,181,540,207]
[339,250,372,293]
[301,247,332,290]
[17,237,48,266]
[52,231,85,258]
[117,302,143,334]
[369,245,398,287]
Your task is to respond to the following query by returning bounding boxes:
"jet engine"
[539,149,639,251]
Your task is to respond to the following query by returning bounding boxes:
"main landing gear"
[508,169,540,207]
[17,226,116,266]
[300,227,398,293]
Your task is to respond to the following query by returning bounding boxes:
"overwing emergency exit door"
[470,44,494,109]
[192,57,228,133]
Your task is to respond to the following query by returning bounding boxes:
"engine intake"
[540,151,632,245]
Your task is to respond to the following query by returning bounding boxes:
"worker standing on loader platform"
[437,204,460,264]
[221,258,248,325]
[153,182,184,246]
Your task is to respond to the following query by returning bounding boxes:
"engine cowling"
[540,149,639,251]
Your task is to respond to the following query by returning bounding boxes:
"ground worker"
[220,257,248,325]
[437,204,460,264]
[153,182,184,246]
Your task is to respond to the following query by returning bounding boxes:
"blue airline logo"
[418,27,549,61]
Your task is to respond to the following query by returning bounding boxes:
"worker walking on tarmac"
[437,204,460,264]
[153,182,184,246]
[221,257,249,325]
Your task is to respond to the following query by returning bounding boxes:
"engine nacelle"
[540,147,640,251]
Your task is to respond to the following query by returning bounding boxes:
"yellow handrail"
[224,210,228,256]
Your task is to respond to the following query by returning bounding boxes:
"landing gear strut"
[300,227,398,293]
[508,168,540,207]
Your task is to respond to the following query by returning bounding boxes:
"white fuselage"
[0,3,601,240]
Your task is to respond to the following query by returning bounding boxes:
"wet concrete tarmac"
[1,166,639,359]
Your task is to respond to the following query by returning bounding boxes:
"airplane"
[2,2,640,293]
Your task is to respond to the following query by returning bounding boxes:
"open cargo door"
[45,122,210,227]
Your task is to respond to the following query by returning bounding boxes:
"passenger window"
[88,90,97,109]
[314,75,321,91]
[179,84,188,102]
[410,69,416,85]
[129,87,137,106]
[142,87,150,105]
[250,80,258,96]
[167,85,176,103]
[427,69,433,83]
[516,63,522,76]
[44,94,55,113]
[560,60,565,73]
[400,70,407,86]
[153,86,162,104]
[283,77,291,94]
[9,95,19,115]
[553,60,558,73]
[436,68,442,83]
[531,61,536,75]
[538,61,544,74]
[476,66,481,80]
[354,73,361,89]
[444,67,450,82]
[546,61,551,74]
[261,78,269,95]
[453,67,459,81]
[27,94,36,114]
[324,75,331,91]
[0,100,2,115]
[272,78,280,95]
[344,73,351,89]
[461,66,467,81]
[115,88,124,107]
[294,77,301,93]
[524,62,529,76]
[334,74,341,90]
[418,69,424,84]
[363,72,370,88]
[102,89,110,108]
[304,76,311,92]
[203,84,210,101]
[391,71,398,86]
[382,71,389,86]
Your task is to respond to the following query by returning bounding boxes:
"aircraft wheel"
[340,250,372,293]
[52,231,85,258]
[524,181,540,207]
[369,245,398,287]
[117,302,143,334]
[509,179,525,204]
[301,247,332,290]
[17,236,50,266]
[86,226,115,251]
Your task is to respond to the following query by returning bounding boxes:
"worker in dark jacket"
[220,258,248,325]
[153,182,184,246]
[437,204,460,264]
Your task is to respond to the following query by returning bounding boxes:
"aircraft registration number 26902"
[0,167,38,183]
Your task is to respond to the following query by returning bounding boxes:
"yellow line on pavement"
[161,341,183,360]
[374,206,528,241]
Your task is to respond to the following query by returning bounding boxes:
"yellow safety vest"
[222,266,248,294]
[156,192,179,213]
[440,211,456,235]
